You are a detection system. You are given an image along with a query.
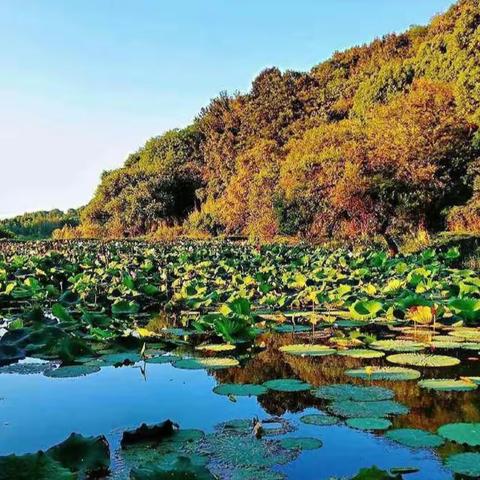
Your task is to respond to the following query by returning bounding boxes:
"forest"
[45,0,480,245]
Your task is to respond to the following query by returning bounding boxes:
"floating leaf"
[97,352,141,366]
[273,324,311,333]
[145,355,180,364]
[386,353,460,368]
[213,384,268,397]
[328,400,408,418]
[445,453,480,477]
[418,378,478,392]
[44,365,101,378]
[195,344,236,352]
[346,417,392,431]
[370,340,425,352]
[385,428,444,448]
[300,414,340,426]
[337,349,385,359]
[313,384,394,402]
[173,357,239,370]
[262,379,311,392]
[345,366,421,381]
[0,452,74,480]
[279,437,322,450]
[437,423,480,446]
[279,344,336,356]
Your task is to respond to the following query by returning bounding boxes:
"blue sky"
[0,0,455,217]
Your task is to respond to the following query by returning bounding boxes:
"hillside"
[65,0,480,243]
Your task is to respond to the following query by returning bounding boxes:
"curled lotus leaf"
[44,365,101,378]
[313,384,394,402]
[346,417,392,431]
[385,428,445,448]
[279,344,336,356]
[195,344,236,352]
[0,452,74,480]
[437,423,480,446]
[213,383,268,397]
[279,437,322,451]
[173,357,239,370]
[328,399,409,418]
[445,453,480,478]
[386,353,460,368]
[370,340,425,352]
[300,414,340,426]
[345,366,421,381]
[262,378,311,392]
[337,349,385,359]
[418,378,478,392]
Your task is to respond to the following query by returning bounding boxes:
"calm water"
[2,332,475,479]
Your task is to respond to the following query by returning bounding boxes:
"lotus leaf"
[345,367,421,381]
[445,452,480,477]
[195,343,235,352]
[370,340,425,352]
[385,428,444,448]
[0,452,74,480]
[328,399,408,418]
[44,365,101,378]
[437,422,480,446]
[97,352,141,366]
[386,353,460,367]
[337,349,385,359]
[0,344,25,366]
[346,417,392,431]
[0,362,50,375]
[351,466,398,479]
[262,379,311,392]
[300,414,340,426]
[111,300,140,316]
[213,383,268,397]
[173,357,239,370]
[279,344,336,356]
[279,437,322,450]
[448,328,480,342]
[312,384,394,402]
[273,324,311,333]
[418,378,478,391]
[146,355,180,364]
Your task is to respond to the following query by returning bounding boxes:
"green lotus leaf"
[345,366,421,381]
[346,417,392,431]
[195,343,236,352]
[386,353,460,368]
[44,365,101,378]
[111,300,140,316]
[328,399,408,418]
[312,384,394,402]
[300,414,340,426]
[335,320,367,328]
[389,467,419,475]
[145,355,180,364]
[0,452,74,480]
[448,298,480,323]
[437,423,480,446]
[97,352,141,366]
[418,378,478,392]
[337,349,385,359]
[279,437,322,450]
[279,344,336,356]
[262,378,311,392]
[385,428,444,448]
[350,300,383,319]
[273,324,311,333]
[213,383,268,397]
[370,340,425,352]
[0,362,50,375]
[445,452,480,477]
[0,344,25,366]
[47,433,110,478]
[173,357,239,370]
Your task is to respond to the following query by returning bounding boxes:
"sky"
[0,0,455,218]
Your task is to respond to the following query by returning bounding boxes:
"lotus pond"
[0,240,480,479]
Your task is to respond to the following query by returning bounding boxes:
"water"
[2,332,473,479]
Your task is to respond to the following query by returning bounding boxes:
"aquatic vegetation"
[262,379,312,392]
[279,437,323,451]
[336,349,385,359]
[418,378,478,392]
[345,366,421,381]
[172,357,240,370]
[0,452,74,480]
[195,343,236,352]
[370,340,425,352]
[44,365,101,378]
[346,418,392,431]
[279,344,336,356]
[445,452,480,477]
[385,429,444,448]
[386,353,460,368]
[437,422,480,446]
[328,400,409,418]
[312,384,394,402]
[299,414,340,426]
[213,383,268,397]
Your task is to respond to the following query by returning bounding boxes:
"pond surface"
[2,331,478,479]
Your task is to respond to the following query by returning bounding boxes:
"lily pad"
[0,344,25,366]
[328,400,408,418]
[345,367,421,381]
[273,324,311,333]
[337,349,385,359]
[0,362,50,375]
[445,452,480,477]
[437,423,480,446]
[0,452,74,480]
[195,344,236,352]
[173,357,239,370]
[262,379,311,392]
[213,383,268,397]
[385,428,444,448]
[47,433,110,478]
[44,365,101,378]
[386,353,460,368]
[300,414,340,426]
[346,417,392,431]
[279,344,336,356]
[97,352,141,366]
[279,437,322,450]
[370,340,425,352]
[418,378,478,392]
[313,384,394,402]
[146,355,180,364]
